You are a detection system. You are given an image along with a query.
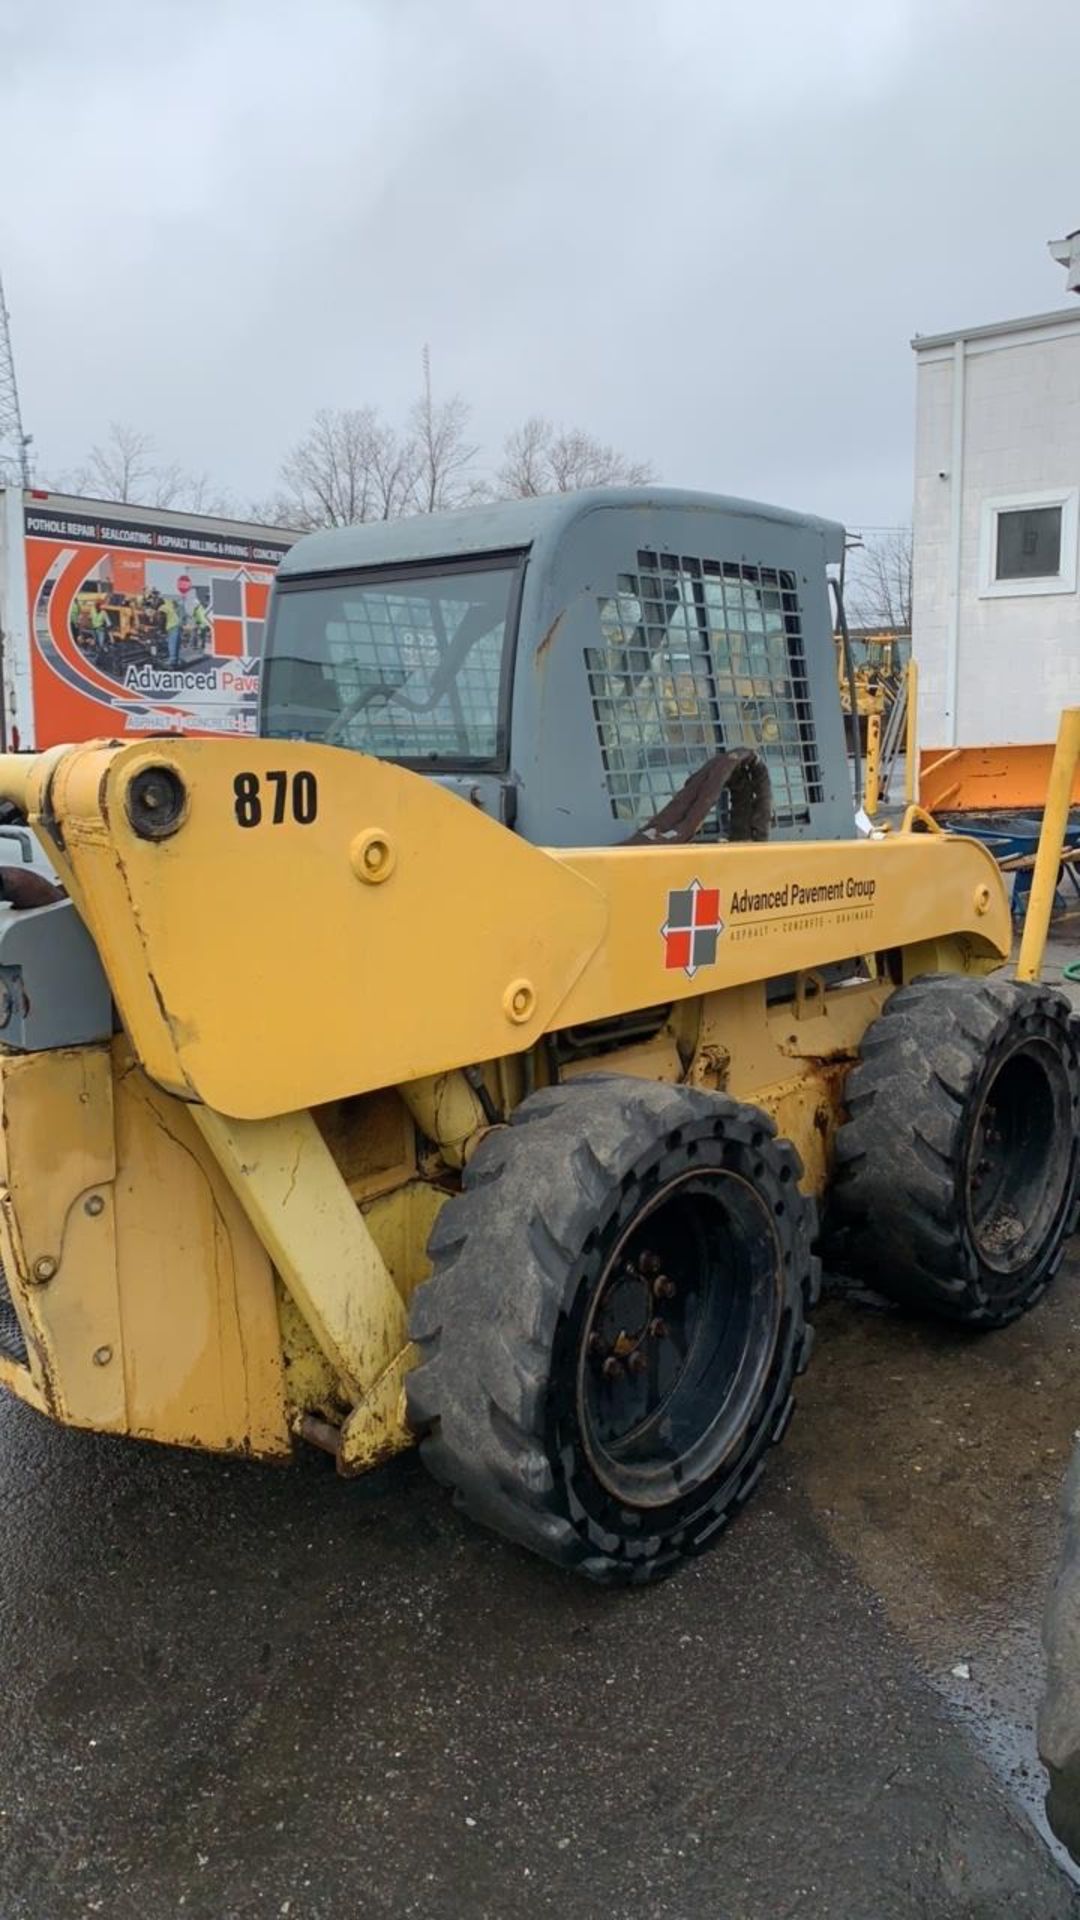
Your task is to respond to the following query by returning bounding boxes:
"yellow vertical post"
[904,658,918,806]
[864,712,882,817]
[1015,707,1080,983]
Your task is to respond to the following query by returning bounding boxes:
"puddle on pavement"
[789,1275,1080,1884]
[932,1612,1080,1887]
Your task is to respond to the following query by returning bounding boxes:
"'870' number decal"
[233,770,318,828]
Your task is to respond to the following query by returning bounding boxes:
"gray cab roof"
[277,485,846,576]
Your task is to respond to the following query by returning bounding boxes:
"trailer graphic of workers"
[68,564,218,676]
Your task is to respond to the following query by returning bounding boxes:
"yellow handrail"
[904,658,918,806]
[1015,707,1080,982]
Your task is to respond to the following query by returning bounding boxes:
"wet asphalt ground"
[4,1273,1080,1916]
[2,936,1080,1917]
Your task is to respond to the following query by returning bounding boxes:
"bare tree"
[844,526,913,631]
[370,415,422,520]
[277,406,418,529]
[497,416,549,498]
[248,489,305,529]
[497,416,654,497]
[76,422,161,504]
[278,406,374,528]
[55,421,238,517]
[171,469,239,519]
[54,376,657,534]
[407,348,479,513]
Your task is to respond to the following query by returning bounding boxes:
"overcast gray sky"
[2,0,1077,531]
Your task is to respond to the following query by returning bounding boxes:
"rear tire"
[829,975,1080,1326]
[407,1077,819,1584]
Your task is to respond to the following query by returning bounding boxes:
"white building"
[912,303,1080,751]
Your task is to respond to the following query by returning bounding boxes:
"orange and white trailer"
[0,486,295,751]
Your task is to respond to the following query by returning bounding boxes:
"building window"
[996,506,1061,580]
[979,489,1079,598]
[585,552,823,832]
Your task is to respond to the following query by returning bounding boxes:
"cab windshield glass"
[261,557,522,765]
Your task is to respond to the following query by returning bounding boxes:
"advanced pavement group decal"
[661,872,878,975]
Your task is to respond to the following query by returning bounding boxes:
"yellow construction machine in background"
[835,629,916,815]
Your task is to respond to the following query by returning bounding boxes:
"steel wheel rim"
[575,1169,783,1508]
[965,1037,1073,1279]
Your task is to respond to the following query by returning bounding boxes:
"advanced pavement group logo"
[661,880,725,978]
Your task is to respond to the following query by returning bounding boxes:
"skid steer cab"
[0,486,1075,1587]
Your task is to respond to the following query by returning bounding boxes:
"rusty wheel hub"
[588,1249,674,1381]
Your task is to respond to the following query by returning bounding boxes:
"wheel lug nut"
[602,1356,623,1380]
[626,1350,648,1375]
[648,1316,668,1339]
[638,1252,662,1279]
[654,1276,676,1300]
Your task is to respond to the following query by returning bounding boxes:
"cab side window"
[585,551,823,832]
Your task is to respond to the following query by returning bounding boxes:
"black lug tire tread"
[829,974,1080,1327]
[407,1076,819,1585]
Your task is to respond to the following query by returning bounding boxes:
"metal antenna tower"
[0,270,31,488]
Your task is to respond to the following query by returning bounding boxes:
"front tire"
[829,975,1080,1327]
[406,1077,819,1585]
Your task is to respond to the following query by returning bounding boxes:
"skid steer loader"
[0,487,1076,1585]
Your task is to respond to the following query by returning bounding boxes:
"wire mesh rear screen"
[585,551,823,832]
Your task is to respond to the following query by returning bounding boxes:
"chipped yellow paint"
[0,1043,290,1455]
[561,976,893,1199]
[112,1061,289,1456]
[191,1106,410,1401]
[0,1045,123,1425]
[276,1283,351,1428]
[332,1180,448,1468]
[0,1348,46,1412]
[338,1351,417,1473]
